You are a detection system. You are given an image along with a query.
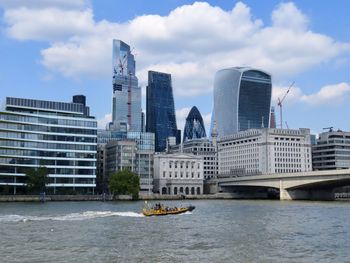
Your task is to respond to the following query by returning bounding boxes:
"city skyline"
[1,1,350,135]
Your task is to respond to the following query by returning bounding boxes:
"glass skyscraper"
[146,71,178,152]
[183,106,206,142]
[213,67,272,138]
[111,39,141,132]
[0,96,97,195]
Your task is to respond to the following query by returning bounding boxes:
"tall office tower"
[213,67,272,138]
[270,107,276,128]
[0,96,97,195]
[111,39,141,132]
[183,106,207,142]
[146,71,178,152]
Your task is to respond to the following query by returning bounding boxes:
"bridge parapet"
[217,169,350,200]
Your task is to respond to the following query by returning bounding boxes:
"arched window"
[174,187,178,195]
[162,187,167,195]
[197,187,201,195]
[191,187,195,195]
[180,187,183,193]
[185,187,189,195]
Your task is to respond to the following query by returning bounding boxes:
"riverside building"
[213,67,272,137]
[0,96,97,194]
[218,128,312,176]
[97,131,154,194]
[169,138,218,180]
[153,153,204,195]
[312,129,350,170]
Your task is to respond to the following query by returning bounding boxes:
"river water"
[0,200,349,263]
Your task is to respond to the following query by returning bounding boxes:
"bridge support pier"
[279,188,311,200]
[279,180,311,200]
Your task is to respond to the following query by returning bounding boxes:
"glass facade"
[96,131,155,193]
[213,67,272,138]
[112,39,141,132]
[146,71,178,152]
[0,96,97,195]
[183,106,207,142]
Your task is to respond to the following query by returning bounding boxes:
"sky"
[0,0,350,135]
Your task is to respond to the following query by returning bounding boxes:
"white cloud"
[271,2,308,31]
[1,1,350,98]
[97,113,112,129]
[176,107,191,131]
[301,82,350,106]
[4,7,95,41]
[272,82,350,107]
[202,112,212,135]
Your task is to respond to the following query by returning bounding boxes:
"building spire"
[211,120,218,148]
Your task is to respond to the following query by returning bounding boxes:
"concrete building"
[213,67,272,138]
[98,131,154,194]
[218,128,312,176]
[312,130,350,170]
[169,138,218,180]
[0,96,97,194]
[153,153,204,195]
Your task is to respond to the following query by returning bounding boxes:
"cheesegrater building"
[0,96,97,195]
[213,67,272,138]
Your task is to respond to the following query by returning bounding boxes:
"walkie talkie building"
[213,67,272,138]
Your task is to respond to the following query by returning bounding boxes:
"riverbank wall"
[0,193,235,202]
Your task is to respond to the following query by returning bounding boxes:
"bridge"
[217,169,350,200]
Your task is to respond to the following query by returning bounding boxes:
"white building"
[312,129,350,170]
[218,128,312,176]
[153,153,204,195]
[169,138,218,179]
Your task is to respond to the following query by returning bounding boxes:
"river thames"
[0,200,349,263]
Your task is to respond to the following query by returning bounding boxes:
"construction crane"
[323,127,333,132]
[115,49,134,130]
[277,81,294,129]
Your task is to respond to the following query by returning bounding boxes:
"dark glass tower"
[146,71,178,152]
[183,106,206,142]
[213,67,272,137]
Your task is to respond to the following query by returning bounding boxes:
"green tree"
[109,169,140,200]
[26,167,48,194]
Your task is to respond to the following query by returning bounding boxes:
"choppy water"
[0,200,349,263]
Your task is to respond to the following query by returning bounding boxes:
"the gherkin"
[183,106,206,142]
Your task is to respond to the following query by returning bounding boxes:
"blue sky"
[0,0,350,135]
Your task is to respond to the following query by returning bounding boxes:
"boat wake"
[0,211,144,222]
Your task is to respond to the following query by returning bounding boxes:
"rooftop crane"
[323,127,333,132]
[277,81,294,129]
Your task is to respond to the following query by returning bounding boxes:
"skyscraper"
[146,71,178,152]
[183,106,206,142]
[111,39,141,132]
[213,67,272,138]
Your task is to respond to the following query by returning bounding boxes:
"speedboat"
[142,203,195,216]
